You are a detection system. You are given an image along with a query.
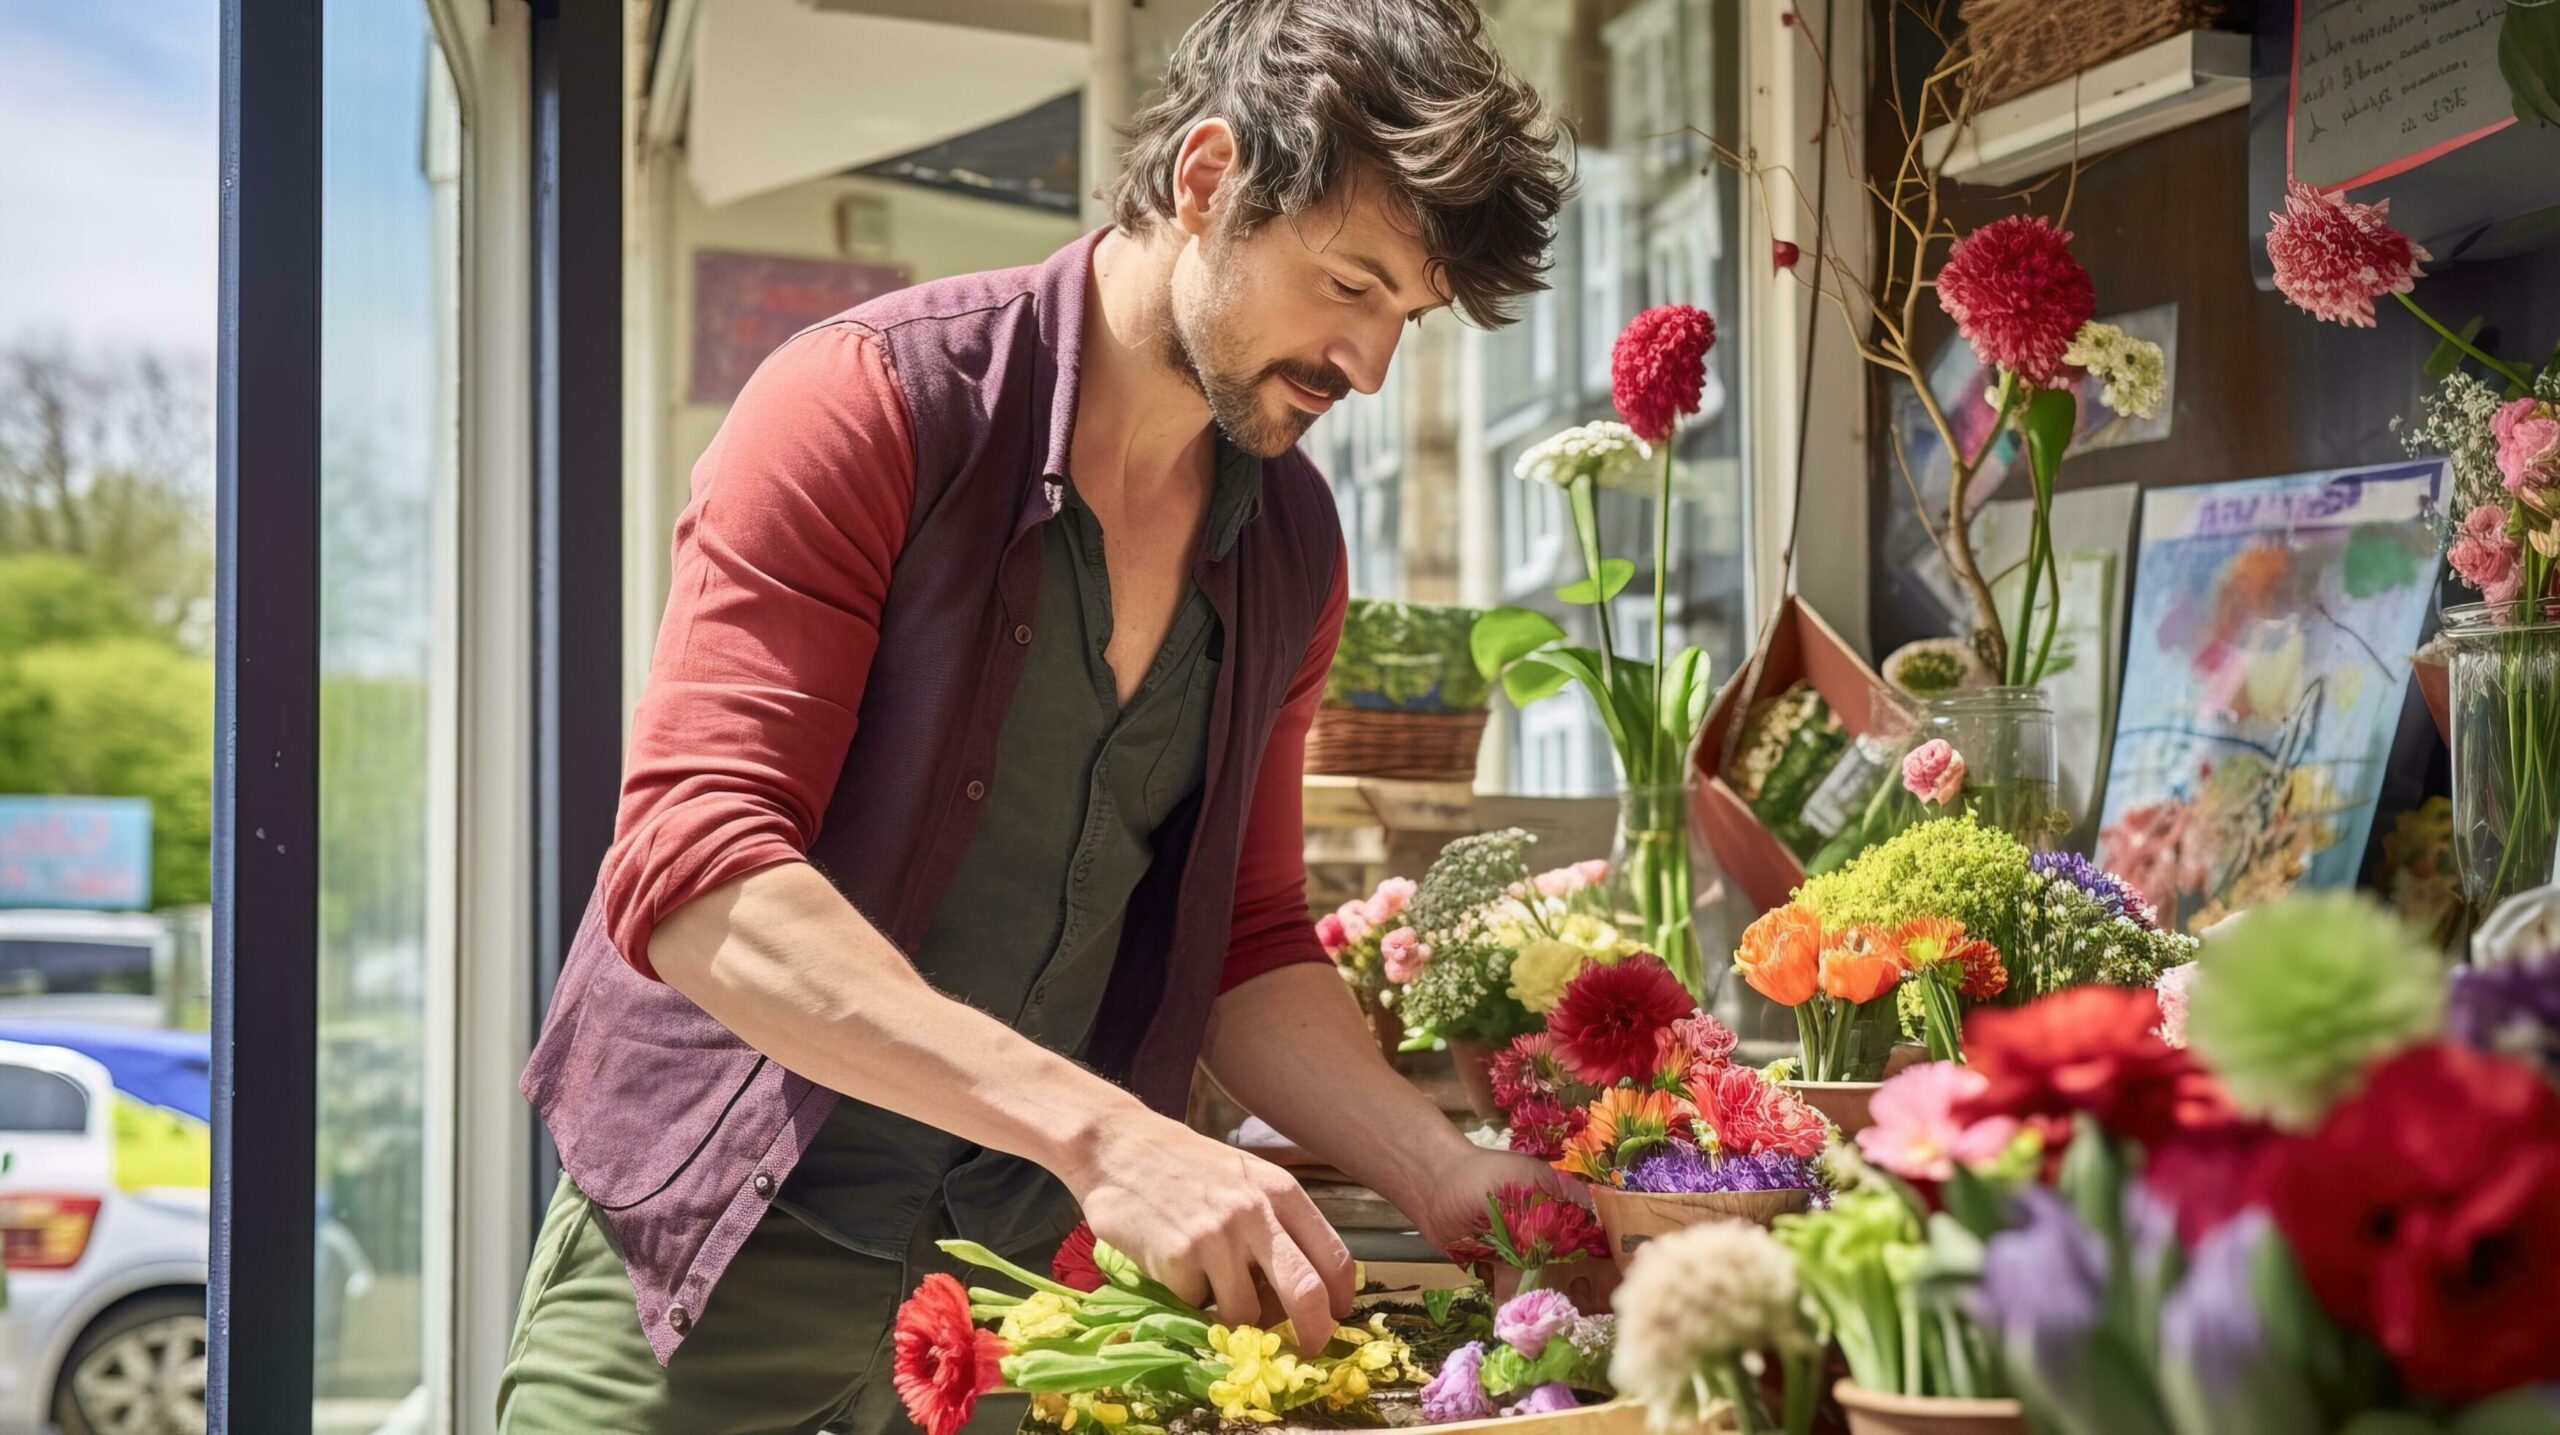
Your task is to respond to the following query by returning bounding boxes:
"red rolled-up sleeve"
[599,321,914,978]
[1218,544,1349,992]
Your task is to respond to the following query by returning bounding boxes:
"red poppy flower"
[1935,215,2094,387]
[1550,953,1697,1087]
[1693,1062,1829,1159]
[2264,180,2430,328]
[1609,304,1717,442]
[893,1273,1009,1435]
[1051,1221,1105,1293]
[2264,1044,2560,1401]
[1954,986,2232,1150]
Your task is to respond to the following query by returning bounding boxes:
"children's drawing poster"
[2097,461,2446,932]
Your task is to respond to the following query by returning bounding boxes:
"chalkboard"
[2252,0,2560,272]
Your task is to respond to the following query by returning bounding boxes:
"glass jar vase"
[1915,687,2061,851]
[2444,599,2560,913]
[1605,780,1705,998]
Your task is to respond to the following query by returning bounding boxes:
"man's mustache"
[1267,360,1350,401]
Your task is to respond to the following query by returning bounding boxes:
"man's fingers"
[1267,1184,1356,1319]
[1253,1220,1340,1357]
[1203,1244,1264,1332]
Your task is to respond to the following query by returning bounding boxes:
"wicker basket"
[1959,0,2226,108]
[1302,705,1489,782]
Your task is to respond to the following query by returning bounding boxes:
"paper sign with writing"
[0,796,153,910]
[2289,0,2514,191]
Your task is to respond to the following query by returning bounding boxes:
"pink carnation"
[1528,859,1610,900]
[1381,926,1428,984]
[1934,215,2094,387]
[2493,397,2560,508]
[1363,876,1418,926]
[1670,1010,1739,1067]
[1333,901,1374,948]
[1901,738,1967,806]
[1855,1062,2021,1183]
[2450,503,2523,604]
[1315,912,1348,957]
[2265,181,2430,328]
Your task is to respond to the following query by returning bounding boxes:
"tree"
[0,637,213,909]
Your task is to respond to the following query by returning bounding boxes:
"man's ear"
[1169,118,1238,239]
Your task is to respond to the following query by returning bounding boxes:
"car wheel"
[52,1293,207,1435]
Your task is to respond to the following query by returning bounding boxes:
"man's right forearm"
[648,861,1162,1193]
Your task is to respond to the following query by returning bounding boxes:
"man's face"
[1164,177,1444,458]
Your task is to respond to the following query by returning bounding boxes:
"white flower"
[1610,1220,1807,1428]
[2474,883,2560,967]
[2064,321,2167,420]
[2154,961,2198,1048]
[1515,421,1653,494]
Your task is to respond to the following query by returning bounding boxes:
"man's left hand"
[1400,1141,1579,1252]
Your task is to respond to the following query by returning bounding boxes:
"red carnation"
[893,1273,1009,1435]
[1610,304,1717,442]
[1954,986,2232,1151]
[1935,215,2094,387]
[1449,1182,1607,1276]
[2264,1044,2560,1401]
[1549,953,1696,1087]
[1693,1062,1828,1159]
[1504,1092,1587,1161]
[1051,1221,1105,1292]
[2265,180,2430,328]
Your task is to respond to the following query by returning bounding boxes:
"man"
[499,2,1571,1430]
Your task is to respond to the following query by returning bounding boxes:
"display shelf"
[1922,29,2250,186]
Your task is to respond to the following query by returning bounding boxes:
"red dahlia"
[1954,985,2232,1151]
[1549,953,1697,1087]
[1051,1221,1105,1292]
[1610,304,1717,442]
[2264,180,2430,328]
[2264,1044,2560,1401]
[1934,215,2095,387]
[893,1273,1009,1435]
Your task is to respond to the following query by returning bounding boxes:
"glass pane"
[0,1067,91,1134]
[316,2,458,1428]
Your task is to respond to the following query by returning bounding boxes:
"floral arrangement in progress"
[2265,181,2560,911]
[1414,1288,1619,1426]
[1317,874,1419,1028]
[1390,829,1636,1053]
[1472,305,1722,993]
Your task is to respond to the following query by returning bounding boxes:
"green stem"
[1653,443,1674,792]
[2030,499,2064,687]
[1795,1003,1822,1079]
[2394,291,2535,389]
[1567,475,1618,698]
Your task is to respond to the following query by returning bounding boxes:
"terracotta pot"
[1371,1005,1406,1062]
[1882,1043,1931,1079]
[1784,1080,1885,1137]
[1589,1185,1814,1270]
[1446,1037,1504,1120]
[1833,1382,2024,1435]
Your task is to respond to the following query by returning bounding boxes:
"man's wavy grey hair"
[1104,0,1574,328]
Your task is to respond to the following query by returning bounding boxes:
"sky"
[0,0,221,356]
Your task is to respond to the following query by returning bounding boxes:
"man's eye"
[1327,277,1368,301]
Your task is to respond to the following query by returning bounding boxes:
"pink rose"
[2449,503,2523,604]
[1573,858,1609,888]
[1901,738,1967,806]
[1333,901,1374,947]
[1314,912,1348,957]
[1855,1062,2021,1183]
[2494,398,2560,506]
[1381,927,1428,984]
[1362,876,1417,926]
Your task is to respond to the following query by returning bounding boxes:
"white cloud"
[0,22,218,358]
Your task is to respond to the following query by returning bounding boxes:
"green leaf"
[1471,605,1568,680]
[2452,1392,2560,1435]
[1658,647,1711,750]
[1521,647,1631,755]
[1555,558,1636,605]
[1501,660,1574,707]
[2021,387,2078,488]
[2424,316,2489,382]
[1422,1286,1458,1326]
[2337,1416,2448,1435]
[2503,0,2560,126]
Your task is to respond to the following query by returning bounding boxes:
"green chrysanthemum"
[1796,816,2035,958]
[2183,891,2445,1129]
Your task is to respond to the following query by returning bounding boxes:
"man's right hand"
[1061,1109,1355,1355]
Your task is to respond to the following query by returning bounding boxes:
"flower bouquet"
[1317,875,1420,1052]
[1472,306,1721,995]
[2265,181,2560,912]
[1417,1289,1620,1427]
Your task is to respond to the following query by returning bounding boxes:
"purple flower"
[2159,1210,2322,1429]
[1972,1186,2108,1372]
[1421,1341,1494,1424]
[2032,851,2159,928]
[1622,1146,1818,1195]
[1502,1383,1580,1417]
[1494,1288,1579,1356]
[2447,953,2560,1080]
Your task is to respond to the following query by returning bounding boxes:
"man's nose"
[1328,320,1400,397]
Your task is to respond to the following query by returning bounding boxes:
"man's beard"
[1164,269,1349,459]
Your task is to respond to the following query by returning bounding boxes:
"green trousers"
[498,1175,1031,1435]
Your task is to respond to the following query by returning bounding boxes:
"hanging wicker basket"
[1958,0,2227,108]
[1302,705,1489,782]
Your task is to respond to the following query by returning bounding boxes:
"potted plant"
[1318,874,1421,1057]
[1308,598,1497,782]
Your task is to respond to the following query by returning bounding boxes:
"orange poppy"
[1892,916,1967,968]
[1735,903,1823,1007]
[1818,924,1906,1005]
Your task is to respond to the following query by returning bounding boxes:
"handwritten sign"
[2290,0,2514,191]
[690,251,909,405]
[2145,460,2445,544]
[0,797,152,910]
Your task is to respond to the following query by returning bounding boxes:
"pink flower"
[2154,962,2198,1049]
[2265,181,2430,328]
[2494,398,2560,508]
[1382,927,1428,983]
[2450,503,2524,604]
[1363,876,1418,926]
[1315,912,1348,957]
[1610,304,1717,442]
[1855,1062,2021,1183]
[1333,901,1374,947]
[1529,860,1610,900]
[1670,1010,1739,1067]
[1934,215,2095,387]
[1901,738,1967,805]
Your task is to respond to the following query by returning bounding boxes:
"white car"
[0,1039,204,1435]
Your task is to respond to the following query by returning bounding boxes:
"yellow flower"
[999,1291,1082,1344]
[1206,1325,1312,1423]
[1033,1393,1074,1430]
[1558,913,1624,957]
[1318,1361,1371,1410]
[1507,938,1591,1013]
[1081,1397,1130,1429]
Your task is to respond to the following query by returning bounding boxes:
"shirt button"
[668,1304,692,1334]
[752,1171,775,1198]
[965,779,987,802]
[1073,864,1091,885]
[1013,623,1033,645]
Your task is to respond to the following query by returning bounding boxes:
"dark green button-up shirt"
[775,442,1261,1258]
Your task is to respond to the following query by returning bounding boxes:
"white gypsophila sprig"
[1515,421,1654,495]
[2402,370,2509,517]
[2063,322,2167,421]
